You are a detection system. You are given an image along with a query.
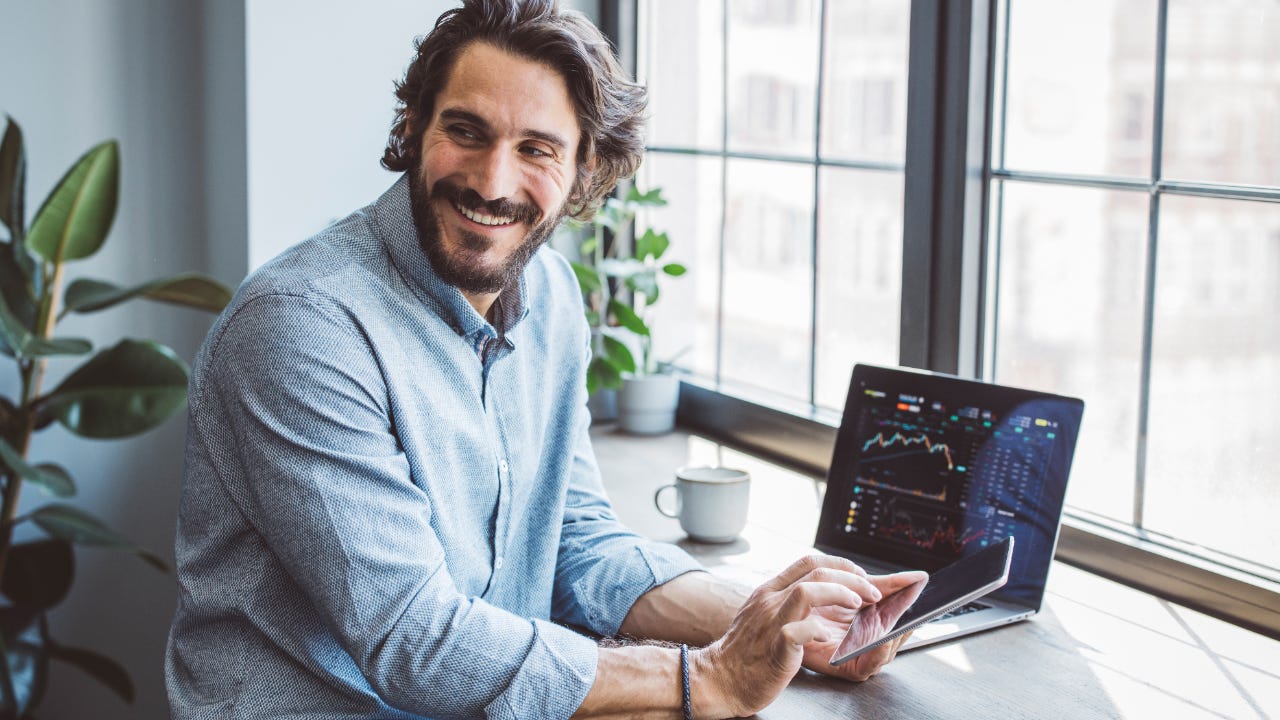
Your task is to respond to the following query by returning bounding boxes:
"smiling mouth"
[455,201,516,227]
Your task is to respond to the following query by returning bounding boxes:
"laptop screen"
[815,364,1084,609]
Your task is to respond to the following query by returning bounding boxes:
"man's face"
[410,41,582,296]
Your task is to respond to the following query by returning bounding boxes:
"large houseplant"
[0,117,230,716]
[569,185,686,433]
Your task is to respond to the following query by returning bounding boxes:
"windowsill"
[672,376,1280,641]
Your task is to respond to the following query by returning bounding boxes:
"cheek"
[526,169,573,214]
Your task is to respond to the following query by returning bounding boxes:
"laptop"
[813,363,1084,651]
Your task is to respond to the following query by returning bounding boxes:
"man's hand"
[796,570,928,682]
[688,555,926,718]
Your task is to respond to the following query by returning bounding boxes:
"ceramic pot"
[617,373,680,435]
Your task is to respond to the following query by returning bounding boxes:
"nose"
[469,146,518,202]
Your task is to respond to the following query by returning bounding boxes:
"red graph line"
[862,431,956,470]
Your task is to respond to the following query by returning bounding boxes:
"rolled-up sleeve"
[204,293,598,719]
[550,342,703,635]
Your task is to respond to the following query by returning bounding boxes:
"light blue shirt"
[165,175,702,719]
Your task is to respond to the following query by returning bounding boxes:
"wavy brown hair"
[381,0,646,220]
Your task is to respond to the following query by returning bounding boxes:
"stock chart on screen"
[838,388,1061,568]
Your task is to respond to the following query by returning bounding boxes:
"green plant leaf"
[63,273,231,316]
[626,185,667,208]
[38,339,189,438]
[579,235,599,256]
[0,439,74,497]
[0,245,38,338]
[662,262,687,277]
[0,117,25,239]
[569,261,601,293]
[608,299,649,336]
[635,229,670,261]
[26,140,119,263]
[0,291,93,359]
[600,333,636,374]
[47,642,134,704]
[0,540,74,610]
[588,356,623,392]
[30,504,168,572]
[626,269,659,301]
[595,199,626,233]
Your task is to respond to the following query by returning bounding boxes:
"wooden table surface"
[591,426,1280,720]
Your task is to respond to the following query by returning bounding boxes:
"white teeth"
[456,202,514,226]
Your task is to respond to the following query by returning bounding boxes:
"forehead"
[434,41,581,149]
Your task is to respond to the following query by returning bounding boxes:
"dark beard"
[408,170,563,295]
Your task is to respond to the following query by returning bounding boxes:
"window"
[631,0,1280,630]
[988,0,1280,581]
[637,0,910,412]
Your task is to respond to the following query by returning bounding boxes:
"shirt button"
[499,461,509,473]
[495,556,504,570]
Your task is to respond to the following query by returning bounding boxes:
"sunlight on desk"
[593,426,1280,720]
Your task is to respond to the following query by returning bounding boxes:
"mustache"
[429,179,541,226]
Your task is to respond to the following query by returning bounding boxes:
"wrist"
[688,644,733,720]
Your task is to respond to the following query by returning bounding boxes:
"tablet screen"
[830,536,1013,665]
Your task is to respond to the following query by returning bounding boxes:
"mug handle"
[654,483,680,518]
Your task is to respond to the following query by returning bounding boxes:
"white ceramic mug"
[654,466,751,543]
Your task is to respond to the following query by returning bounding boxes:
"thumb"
[868,570,928,596]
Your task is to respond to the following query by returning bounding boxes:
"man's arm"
[573,556,926,718]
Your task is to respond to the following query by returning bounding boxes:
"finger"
[781,616,833,647]
[868,570,928,596]
[779,582,865,623]
[761,553,869,592]
[795,566,883,604]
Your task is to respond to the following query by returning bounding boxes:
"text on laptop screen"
[816,365,1084,607]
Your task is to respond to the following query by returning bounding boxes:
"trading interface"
[838,387,1060,568]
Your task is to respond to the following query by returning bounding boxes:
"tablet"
[829,536,1014,666]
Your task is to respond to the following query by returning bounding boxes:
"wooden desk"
[592,427,1280,719]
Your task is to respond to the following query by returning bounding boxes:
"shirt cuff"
[583,541,705,637]
[483,619,598,720]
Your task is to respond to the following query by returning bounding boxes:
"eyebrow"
[438,108,569,152]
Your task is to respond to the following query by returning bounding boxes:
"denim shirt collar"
[372,174,530,344]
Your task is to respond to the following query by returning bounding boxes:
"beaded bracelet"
[680,643,692,720]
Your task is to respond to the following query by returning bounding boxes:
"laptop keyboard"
[936,601,990,621]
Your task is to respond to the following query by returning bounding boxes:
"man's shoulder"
[239,212,388,303]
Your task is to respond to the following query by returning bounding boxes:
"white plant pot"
[587,388,618,424]
[617,373,680,435]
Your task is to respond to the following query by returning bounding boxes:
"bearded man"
[165,2,921,718]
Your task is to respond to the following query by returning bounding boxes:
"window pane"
[637,152,724,380]
[722,159,814,400]
[1162,1,1280,187]
[1146,196,1280,572]
[820,0,910,164]
[815,167,903,411]
[726,0,820,157]
[640,0,723,150]
[992,181,1147,523]
[1001,0,1158,178]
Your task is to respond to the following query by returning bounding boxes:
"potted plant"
[568,185,686,434]
[0,117,231,716]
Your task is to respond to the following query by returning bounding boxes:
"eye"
[520,144,555,160]
[448,125,482,143]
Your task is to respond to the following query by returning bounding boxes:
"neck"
[463,290,500,322]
